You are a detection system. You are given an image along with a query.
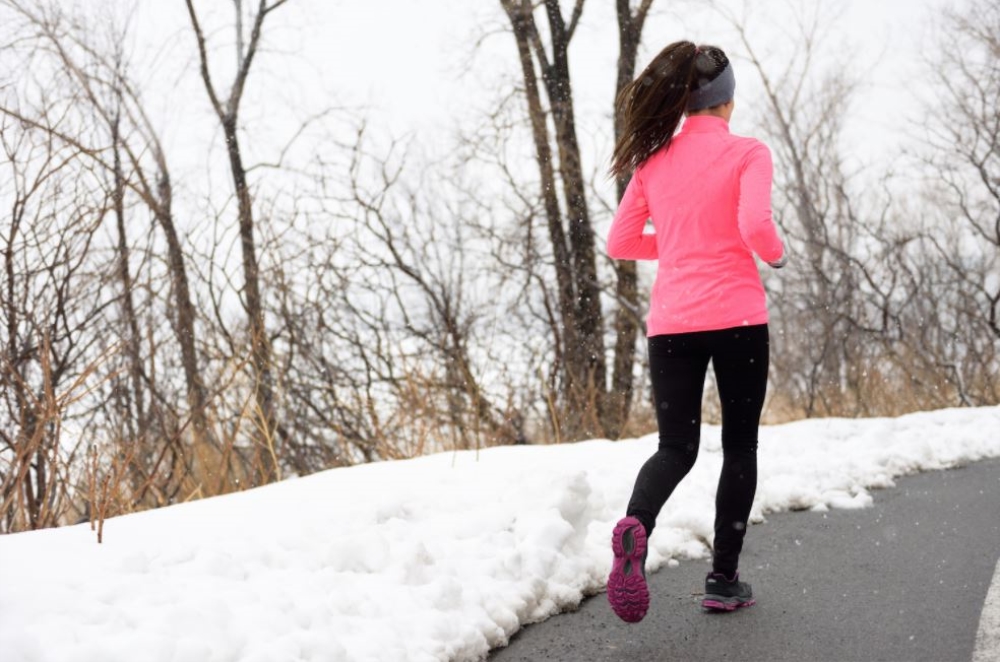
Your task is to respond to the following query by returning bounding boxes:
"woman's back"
[608,114,783,335]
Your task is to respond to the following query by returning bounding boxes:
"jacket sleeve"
[738,143,785,264]
[607,173,658,261]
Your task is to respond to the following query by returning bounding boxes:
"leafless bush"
[0,111,112,531]
[910,0,999,404]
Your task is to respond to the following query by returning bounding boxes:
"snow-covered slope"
[0,406,997,662]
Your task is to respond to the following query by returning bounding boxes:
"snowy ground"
[0,406,998,662]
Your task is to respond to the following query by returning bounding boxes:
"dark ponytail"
[610,41,731,178]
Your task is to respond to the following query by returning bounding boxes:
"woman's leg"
[626,332,711,536]
[709,324,770,576]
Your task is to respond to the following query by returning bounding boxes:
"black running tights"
[626,324,769,576]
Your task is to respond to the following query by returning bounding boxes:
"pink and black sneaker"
[702,571,755,611]
[607,516,649,623]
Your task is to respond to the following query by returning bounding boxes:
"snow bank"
[0,406,997,662]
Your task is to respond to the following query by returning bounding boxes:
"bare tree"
[344,133,521,450]
[265,120,531,460]
[0,109,111,531]
[0,0,306,526]
[722,2,870,415]
[498,0,658,440]
[0,0,231,495]
[915,0,1000,402]
[715,0,998,417]
[183,0,290,483]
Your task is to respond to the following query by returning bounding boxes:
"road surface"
[490,457,1000,662]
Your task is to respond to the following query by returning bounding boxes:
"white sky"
[280,0,953,128]
[114,0,969,225]
[1,405,997,661]
[278,0,960,150]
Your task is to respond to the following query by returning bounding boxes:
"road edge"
[974,557,1000,662]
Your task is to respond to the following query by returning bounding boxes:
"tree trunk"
[502,0,607,440]
[222,115,278,483]
[501,0,581,441]
[501,0,657,441]
[539,0,607,440]
[110,107,147,448]
[605,0,654,439]
[152,169,220,481]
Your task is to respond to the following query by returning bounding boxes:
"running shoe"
[702,571,755,611]
[607,516,649,623]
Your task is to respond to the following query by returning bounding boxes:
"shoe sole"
[607,516,649,623]
[702,595,756,612]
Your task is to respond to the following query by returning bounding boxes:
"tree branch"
[183,0,227,121]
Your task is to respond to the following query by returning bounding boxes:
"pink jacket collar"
[680,115,730,134]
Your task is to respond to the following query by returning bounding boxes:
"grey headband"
[687,62,735,111]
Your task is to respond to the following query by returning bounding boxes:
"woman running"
[604,40,786,623]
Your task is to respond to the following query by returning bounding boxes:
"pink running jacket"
[607,115,785,336]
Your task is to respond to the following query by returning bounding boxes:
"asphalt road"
[489,457,1000,662]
